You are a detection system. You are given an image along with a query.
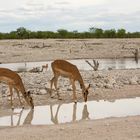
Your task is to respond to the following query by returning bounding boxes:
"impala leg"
[16,109,24,126]
[50,104,61,124]
[50,77,55,97]
[14,87,24,109]
[72,103,77,122]
[54,76,61,100]
[71,79,77,103]
[55,104,61,119]
[50,105,54,122]
[9,85,14,110]
[54,104,61,124]
[10,111,14,126]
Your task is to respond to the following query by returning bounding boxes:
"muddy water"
[0,97,140,127]
[0,58,140,72]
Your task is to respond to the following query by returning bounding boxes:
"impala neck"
[19,81,27,96]
[78,74,86,91]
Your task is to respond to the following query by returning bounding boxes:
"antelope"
[41,64,48,72]
[0,68,34,109]
[29,64,48,73]
[50,60,90,103]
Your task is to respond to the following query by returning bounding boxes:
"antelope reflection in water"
[50,103,90,124]
[1,103,89,126]
[50,104,61,124]
[72,104,90,122]
[11,109,24,126]
[10,109,34,126]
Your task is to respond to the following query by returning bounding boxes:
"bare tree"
[85,59,99,71]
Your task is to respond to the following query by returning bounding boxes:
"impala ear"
[86,84,90,90]
[27,91,31,96]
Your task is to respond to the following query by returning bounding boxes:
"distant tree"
[57,29,68,38]
[81,32,91,38]
[36,31,44,38]
[9,31,17,39]
[16,27,30,39]
[72,30,78,34]
[89,27,96,33]
[29,31,37,38]
[95,28,103,38]
[104,29,116,38]
[117,28,126,38]
[0,33,3,39]
[69,30,78,38]
[89,27,103,38]
[45,31,56,38]
[131,32,140,38]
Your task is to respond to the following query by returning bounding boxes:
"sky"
[0,0,140,32]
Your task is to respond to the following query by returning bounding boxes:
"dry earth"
[0,38,140,63]
[0,39,140,140]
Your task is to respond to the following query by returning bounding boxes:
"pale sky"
[0,0,140,32]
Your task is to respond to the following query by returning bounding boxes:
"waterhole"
[0,97,140,127]
[0,58,140,72]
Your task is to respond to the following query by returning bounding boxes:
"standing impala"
[50,60,90,103]
[0,68,34,109]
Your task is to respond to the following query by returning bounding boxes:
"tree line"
[0,27,140,39]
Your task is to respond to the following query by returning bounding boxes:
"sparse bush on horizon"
[0,27,140,39]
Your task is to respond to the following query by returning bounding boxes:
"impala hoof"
[74,100,77,103]
[58,97,62,100]
[51,95,54,98]
[11,106,14,110]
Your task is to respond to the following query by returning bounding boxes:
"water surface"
[0,58,140,72]
[0,97,140,127]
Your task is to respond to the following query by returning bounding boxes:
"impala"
[50,60,90,103]
[0,68,34,109]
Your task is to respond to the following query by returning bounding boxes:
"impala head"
[25,91,34,109]
[82,84,90,102]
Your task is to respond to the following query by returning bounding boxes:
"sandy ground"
[0,116,140,140]
[0,38,140,63]
[0,39,140,140]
